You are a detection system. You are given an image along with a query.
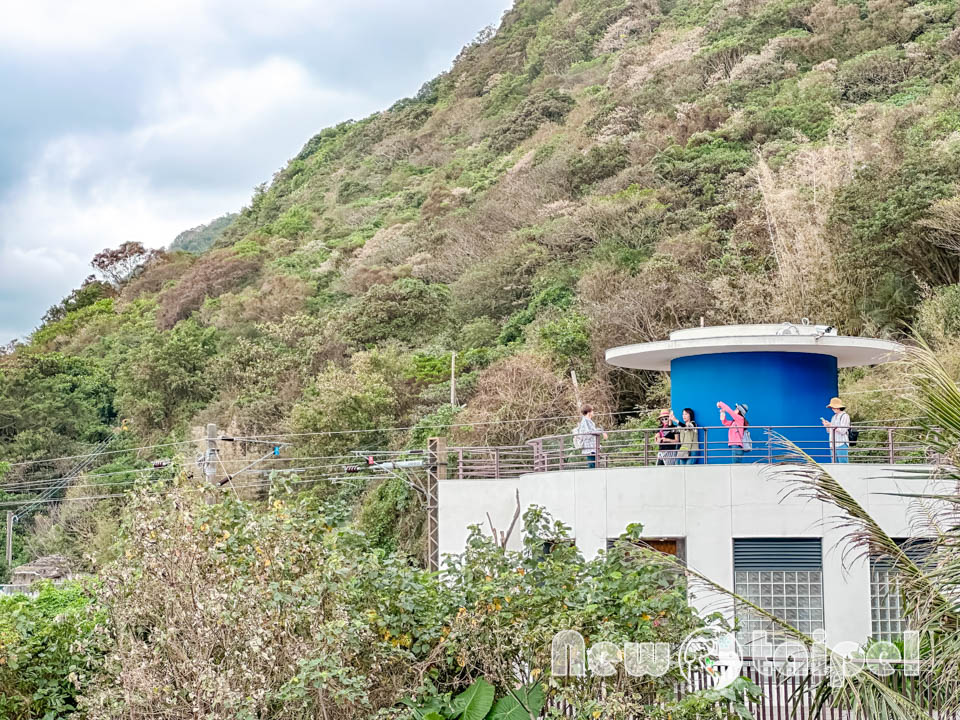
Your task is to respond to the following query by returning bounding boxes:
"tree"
[90,242,160,287]
[114,320,218,435]
[41,276,116,326]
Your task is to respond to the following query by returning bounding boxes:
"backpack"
[741,429,753,452]
[848,427,860,446]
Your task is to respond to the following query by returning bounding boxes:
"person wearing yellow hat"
[821,397,851,463]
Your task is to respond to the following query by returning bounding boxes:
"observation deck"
[606,322,904,463]
[435,324,933,643]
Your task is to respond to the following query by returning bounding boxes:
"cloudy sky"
[0,0,513,343]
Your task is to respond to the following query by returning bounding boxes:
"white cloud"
[0,0,514,342]
[0,54,378,342]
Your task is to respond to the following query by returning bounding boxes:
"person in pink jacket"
[717,401,749,462]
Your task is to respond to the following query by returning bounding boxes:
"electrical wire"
[227,409,659,442]
[0,471,377,508]
[0,461,377,500]
[2,438,201,468]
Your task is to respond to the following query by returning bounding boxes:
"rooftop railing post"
[767,427,773,464]
[888,427,895,464]
[596,433,602,468]
[702,427,708,464]
[644,431,649,467]
[830,427,837,463]
[494,448,500,480]
[458,448,463,480]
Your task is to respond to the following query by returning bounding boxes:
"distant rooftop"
[606,322,904,371]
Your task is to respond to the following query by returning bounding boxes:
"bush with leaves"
[156,252,260,329]
[455,354,578,446]
[288,352,404,457]
[0,582,108,720]
[114,319,219,435]
[489,89,576,153]
[81,480,426,720]
[342,278,451,347]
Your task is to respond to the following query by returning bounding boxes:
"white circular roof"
[606,323,904,371]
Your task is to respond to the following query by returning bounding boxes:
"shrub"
[118,252,196,302]
[498,282,575,345]
[0,582,107,720]
[406,404,462,448]
[489,89,576,153]
[32,299,115,348]
[41,277,116,325]
[114,319,219,434]
[458,317,501,350]
[568,140,630,192]
[337,179,372,204]
[917,285,960,346]
[835,47,913,102]
[342,278,450,346]
[656,137,754,203]
[355,475,424,555]
[156,252,260,329]
[81,484,425,719]
[456,353,578,446]
[537,310,593,369]
[449,243,548,324]
[289,355,400,457]
[268,204,314,239]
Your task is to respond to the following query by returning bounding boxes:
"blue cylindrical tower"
[606,324,902,464]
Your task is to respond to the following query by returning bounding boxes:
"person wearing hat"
[821,397,851,463]
[717,401,749,462]
[654,409,680,465]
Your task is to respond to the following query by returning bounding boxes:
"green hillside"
[3,0,960,562]
[3,1,960,716]
[169,213,238,254]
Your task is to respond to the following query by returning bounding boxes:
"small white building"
[438,324,942,647]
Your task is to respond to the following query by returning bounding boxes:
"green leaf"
[487,684,545,720]
[424,713,445,720]
[451,678,495,720]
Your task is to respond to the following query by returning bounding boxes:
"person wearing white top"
[574,405,607,469]
[821,396,851,463]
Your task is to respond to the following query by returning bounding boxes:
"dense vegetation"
[2,0,960,713]
[0,489,720,719]
[169,213,238,254]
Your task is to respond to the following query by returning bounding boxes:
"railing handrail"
[528,423,930,445]
[445,423,941,480]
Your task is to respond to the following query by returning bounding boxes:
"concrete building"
[438,323,944,648]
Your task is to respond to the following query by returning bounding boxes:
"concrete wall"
[438,464,946,644]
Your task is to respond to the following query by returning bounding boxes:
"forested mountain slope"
[3,0,960,566]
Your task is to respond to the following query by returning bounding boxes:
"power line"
[0,471,376,508]
[0,465,176,493]
[2,439,201,468]
[0,460,385,501]
[228,409,658,442]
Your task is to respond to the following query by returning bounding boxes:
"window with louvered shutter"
[733,539,824,642]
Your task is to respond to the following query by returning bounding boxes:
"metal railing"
[449,425,941,480]
[544,662,960,719]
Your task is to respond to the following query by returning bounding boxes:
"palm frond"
[634,547,931,720]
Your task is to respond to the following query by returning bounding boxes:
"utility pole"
[570,369,582,410]
[5,511,12,568]
[204,423,219,484]
[425,437,446,571]
[450,351,457,408]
